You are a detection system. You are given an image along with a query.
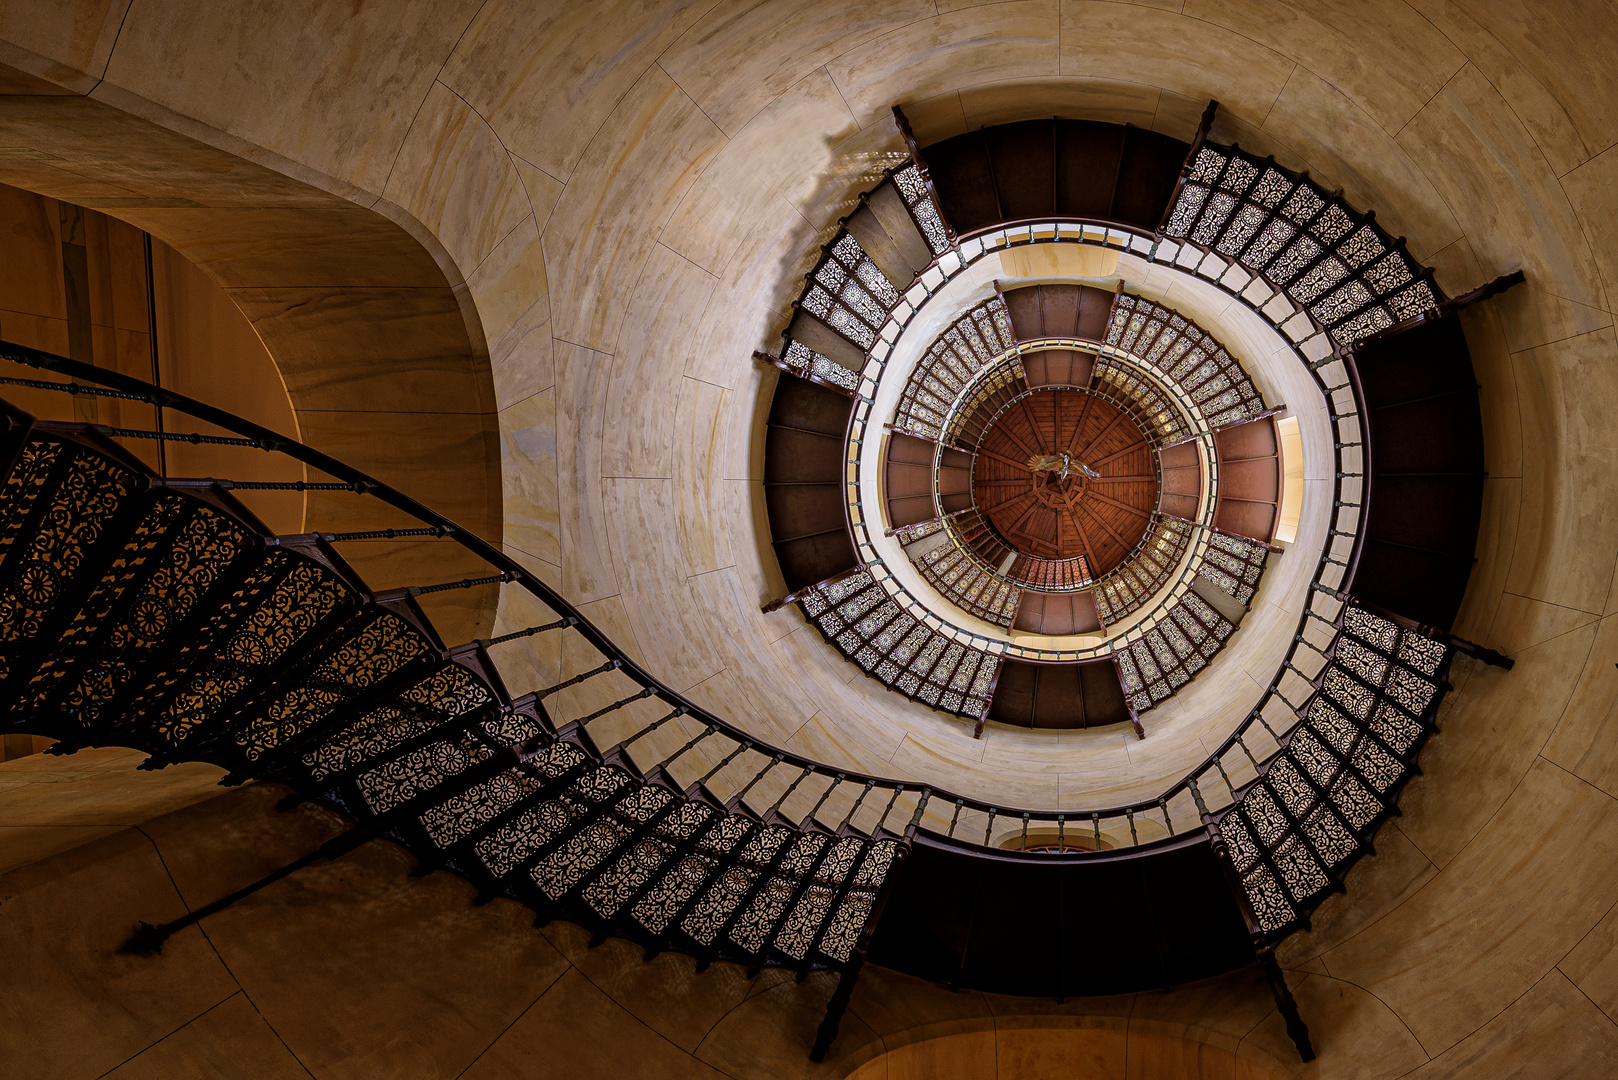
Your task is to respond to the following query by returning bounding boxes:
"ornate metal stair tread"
[0,94,1515,1057]
[0,413,915,996]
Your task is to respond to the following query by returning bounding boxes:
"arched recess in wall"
[842,1023,1285,1080]
[0,179,307,528]
[0,69,502,644]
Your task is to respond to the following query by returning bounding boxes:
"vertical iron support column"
[1190,780,1315,1063]
[809,790,929,1063]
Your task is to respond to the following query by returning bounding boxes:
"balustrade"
[0,103,1508,1063]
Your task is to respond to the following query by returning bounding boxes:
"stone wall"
[3,2,1617,1076]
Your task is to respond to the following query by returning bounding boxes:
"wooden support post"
[1115,657,1145,739]
[1258,944,1316,1063]
[973,666,1002,739]
[1156,100,1219,238]
[891,106,958,248]
[810,954,865,1063]
[890,105,928,180]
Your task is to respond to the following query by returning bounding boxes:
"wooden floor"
[971,389,1154,572]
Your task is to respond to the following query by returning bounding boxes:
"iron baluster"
[799,773,844,831]
[608,705,682,757]
[1236,735,1262,771]
[572,687,657,730]
[160,477,375,493]
[645,721,714,773]
[477,616,574,648]
[728,753,785,811]
[762,764,816,823]
[873,785,907,837]
[89,424,284,450]
[316,525,453,542]
[371,570,516,602]
[536,659,620,700]
[694,740,752,790]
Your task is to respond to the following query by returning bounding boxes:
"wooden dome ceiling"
[971,388,1155,574]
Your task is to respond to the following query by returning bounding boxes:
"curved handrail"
[0,210,1366,852]
[0,339,1210,855]
[914,819,1208,863]
[837,222,1315,663]
[0,347,891,793]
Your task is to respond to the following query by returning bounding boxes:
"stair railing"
[2,141,1381,852]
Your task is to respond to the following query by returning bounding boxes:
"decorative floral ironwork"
[798,570,997,719]
[1163,143,1440,347]
[1218,604,1450,937]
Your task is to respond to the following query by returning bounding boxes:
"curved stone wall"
[3,2,1617,1077]
[0,78,504,645]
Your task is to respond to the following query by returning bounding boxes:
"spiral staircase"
[0,100,1519,1065]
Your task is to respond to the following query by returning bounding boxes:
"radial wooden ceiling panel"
[973,389,1155,572]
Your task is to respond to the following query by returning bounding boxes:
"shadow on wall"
[844,1024,1284,1079]
[0,83,503,646]
[0,180,306,534]
[747,130,914,602]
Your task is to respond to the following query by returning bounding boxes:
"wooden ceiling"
[973,389,1155,572]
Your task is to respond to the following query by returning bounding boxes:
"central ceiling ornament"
[1026,450,1100,484]
[971,386,1156,573]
